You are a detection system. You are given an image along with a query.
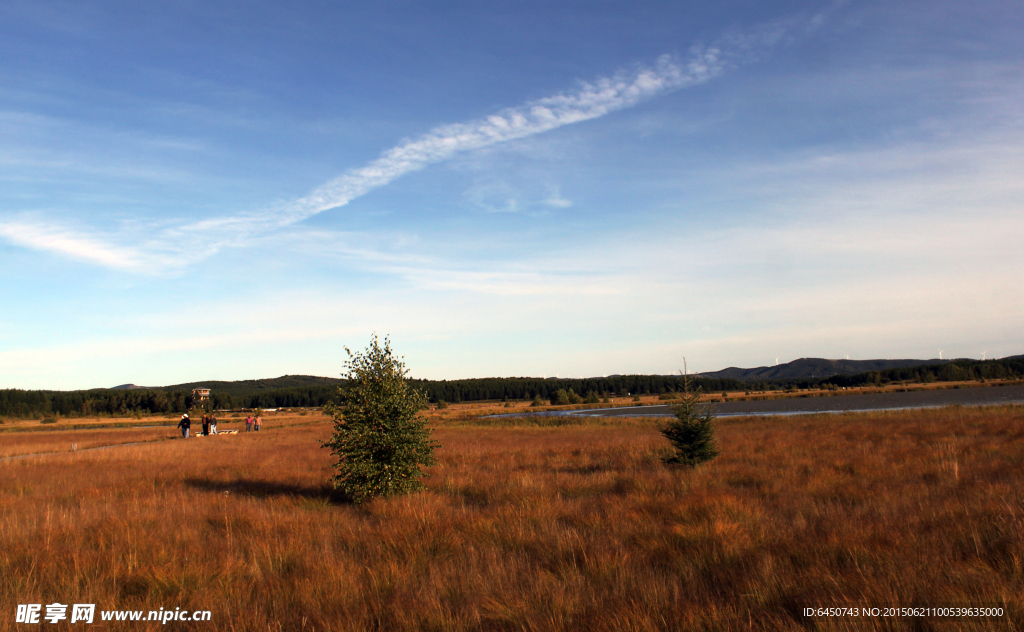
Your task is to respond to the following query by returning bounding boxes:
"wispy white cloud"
[0,219,169,270]
[543,187,573,209]
[0,17,805,273]
[270,52,725,223]
[174,46,741,239]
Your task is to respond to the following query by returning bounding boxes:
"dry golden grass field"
[2,405,1022,631]
[0,412,323,459]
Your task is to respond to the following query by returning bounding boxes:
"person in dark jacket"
[201,414,210,436]
[177,414,191,438]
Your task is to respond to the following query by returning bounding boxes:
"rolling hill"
[697,358,947,381]
[156,375,344,399]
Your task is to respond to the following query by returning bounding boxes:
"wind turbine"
[981,351,987,360]
[938,350,943,360]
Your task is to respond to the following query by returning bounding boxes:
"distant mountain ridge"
[109,375,344,398]
[698,358,948,381]
[7,357,1017,420]
[107,357,1023,395]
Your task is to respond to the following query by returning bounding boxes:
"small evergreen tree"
[661,376,720,467]
[320,335,438,503]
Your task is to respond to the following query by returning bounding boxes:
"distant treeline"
[0,375,740,418]
[411,375,749,403]
[0,388,200,419]
[2,358,1021,419]
[241,374,759,409]
[160,375,343,399]
[0,385,319,419]
[811,357,1024,389]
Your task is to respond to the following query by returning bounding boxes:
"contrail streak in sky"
[0,16,806,272]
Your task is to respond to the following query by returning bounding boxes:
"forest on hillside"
[1,358,1021,420]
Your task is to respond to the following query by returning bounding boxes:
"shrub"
[661,377,720,468]
[41,417,57,424]
[436,400,449,410]
[550,389,582,405]
[584,390,599,404]
[550,390,564,405]
[320,336,438,504]
[530,395,544,407]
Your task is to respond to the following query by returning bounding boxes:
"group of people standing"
[177,412,262,438]
[245,414,262,432]
[201,414,217,436]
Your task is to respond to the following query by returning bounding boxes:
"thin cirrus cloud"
[0,16,812,274]
[0,220,166,271]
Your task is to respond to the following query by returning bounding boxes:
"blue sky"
[1,0,1022,389]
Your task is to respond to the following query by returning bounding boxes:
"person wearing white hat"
[177,413,192,439]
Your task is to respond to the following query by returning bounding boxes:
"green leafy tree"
[661,376,720,467]
[320,336,438,503]
[550,388,583,405]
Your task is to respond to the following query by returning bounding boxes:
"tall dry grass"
[0,413,327,458]
[0,427,176,459]
[1,406,1022,630]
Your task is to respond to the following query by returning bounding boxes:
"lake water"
[490,383,1024,419]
